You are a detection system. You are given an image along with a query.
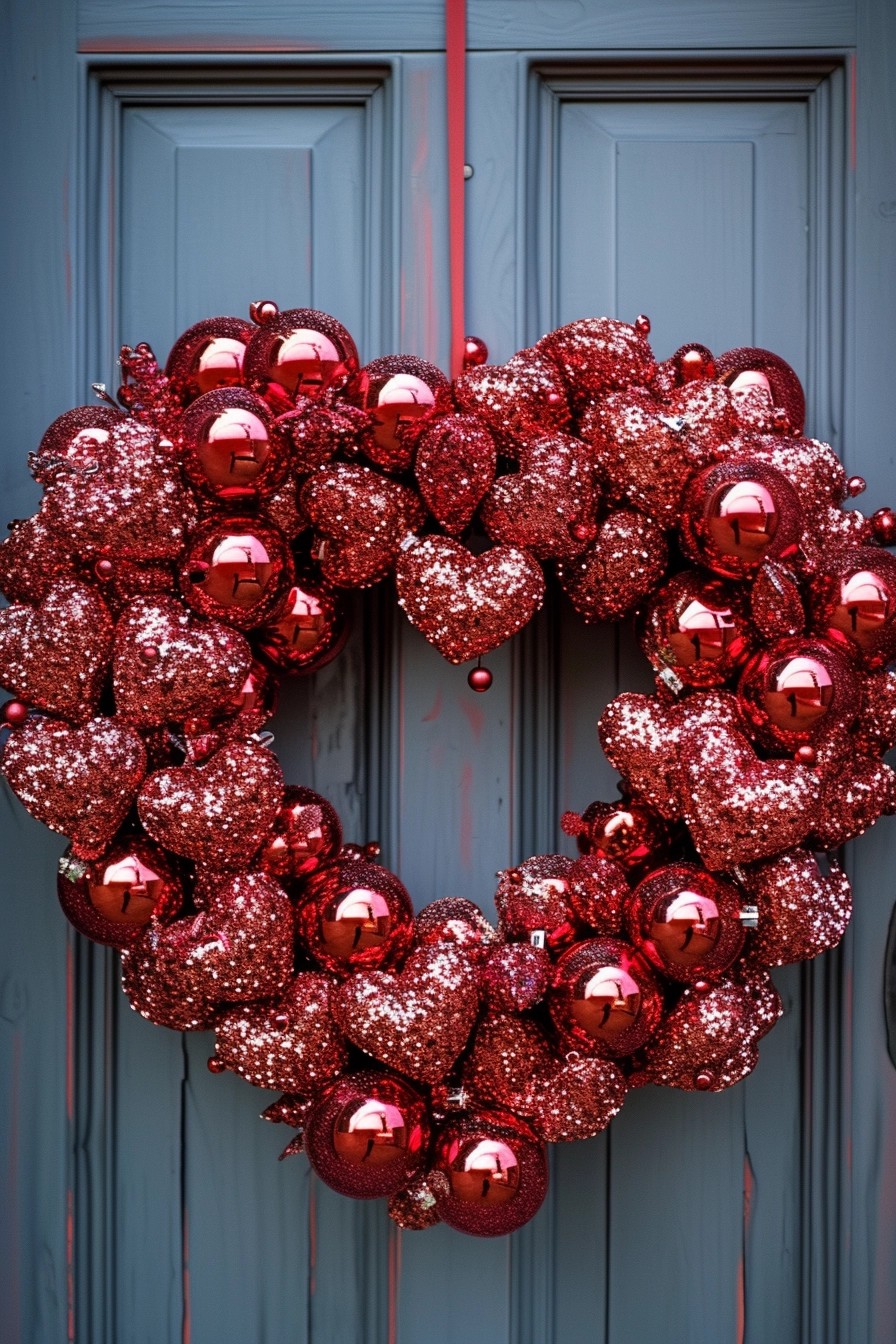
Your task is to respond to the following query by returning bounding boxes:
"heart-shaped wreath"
[3,303,896,1237]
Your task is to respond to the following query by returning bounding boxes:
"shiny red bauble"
[304,1070,429,1199]
[216,659,279,733]
[256,785,343,882]
[429,1111,548,1237]
[737,636,859,749]
[177,388,288,502]
[639,570,754,688]
[548,937,664,1058]
[349,354,449,472]
[567,799,669,879]
[179,514,293,629]
[625,863,745,984]
[243,306,359,405]
[253,581,349,674]
[808,545,896,669]
[164,315,255,403]
[296,859,414,975]
[57,834,182,948]
[679,460,802,578]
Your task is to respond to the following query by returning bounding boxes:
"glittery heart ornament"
[597,693,683,819]
[40,419,197,561]
[0,580,113,723]
[302,462,426,587]
[557,509,668,623]
[395,537,545,663]
[452,348,571,451]
[216,971,349,1092]
[137,738,283,867]
[0,513,79,603]
[130,871,294,1007]
[536,318,656,411]
[809,741,896,849]
[740,849,852,964]
[479,433,594,560]
[581,388,696,526]
[113,595,252,727]
[332,945,480,1084]
[2,716,147,859]
[463,1012,555,1116]
[678,722,820,870]
[414,414,497,535]
[638,980,764,1091]
[523,1055,628,1143]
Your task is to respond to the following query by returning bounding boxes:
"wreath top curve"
[2,301,895,1237]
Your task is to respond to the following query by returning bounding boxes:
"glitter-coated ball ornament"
[414,897,498,959]
[164,315,255,403]
[304,1070,429,1199]
[179,514,293,630]
[30,405,125,483]
[715,346,806,435]
[740,848,852,965]
[638,570,754,689]
[523,1054,628,1143]
[480,942,551,1012]
[112,595,252,728]
[808,546,896,669]
[625,863,745,984]
[57,835,183,948]
[243,307,359,406]
[137,738,283,868]
[536,317,656,411]
[214,972,348,1093]
[564,854,632,936]
[494,855,577,949]
[736,637,859,750]
[0,580,114,724]
[331,945,480,1082]
[2,715,147,859]
[638,980,758,1091]
[297,859,414,974]
[548,937,664,1058]
[253,581,348,674]
[430,1111,548,1237]
[388,1175,443,1230]
[395,536,545,664]
[256,785,343,882]
[349,355,449,473]
[565,799,670,879]
[0,513,79,604]
[679,460,802,578]
[177,388,287,502]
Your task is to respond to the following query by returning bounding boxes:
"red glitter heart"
[331,945,480,1083]
[2,715,146,859]
[216,972,348,1094]
[302,462,426,587]
[0,580,113,723]
[113,595,252,728]
[479,432,594,560]
[395,536,545,663]
[138,738,283,868]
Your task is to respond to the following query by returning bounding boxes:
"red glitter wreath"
[2,303,896,1238]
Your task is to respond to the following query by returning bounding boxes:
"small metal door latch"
[886,901,896,1069]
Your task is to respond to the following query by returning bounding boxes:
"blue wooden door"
[2,4,896,1343]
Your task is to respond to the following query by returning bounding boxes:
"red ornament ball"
[548,937,664,1058]
[468,665,493,692]
[296,859,414,974]
[639,570,754,688]
[808,545,896,668]
[679,460,802,578]
[57,835,183,948]
[566,799,669,879]
[625,863,745,984]
[177,388,287,502]
[256,785,343,882]
[304,1070,430,1199]
[349,354,449,472]
[462,335,489,368]
[429,1111,548,1237]
[164,315,255,403]
[253,581,349,675]
[179,514,293,629]
[243,307,359,406]
[737,636,859,749]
